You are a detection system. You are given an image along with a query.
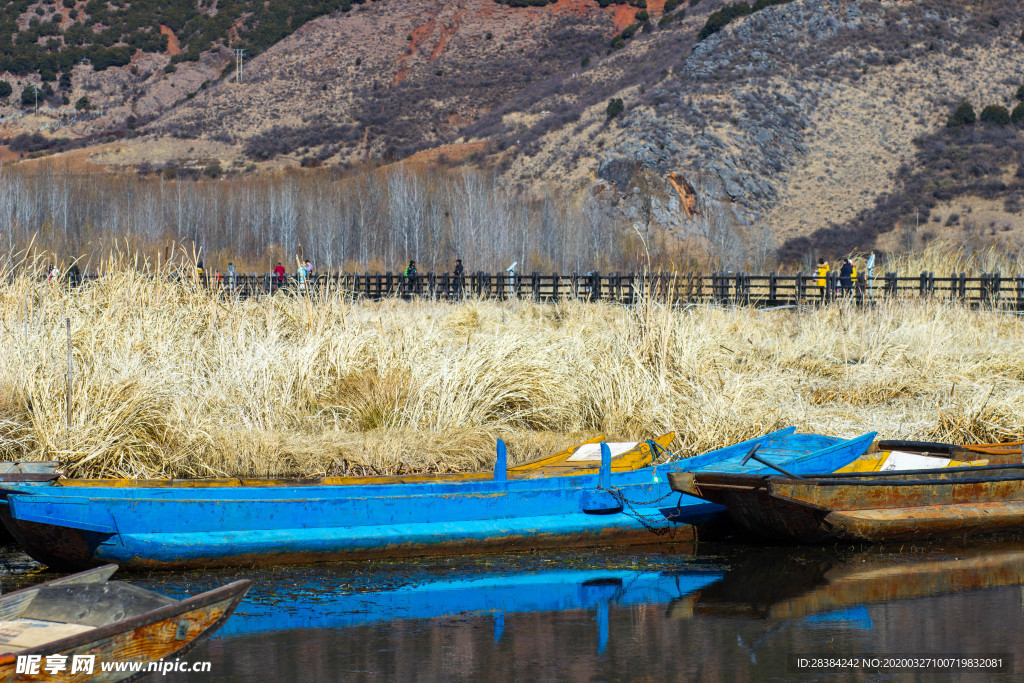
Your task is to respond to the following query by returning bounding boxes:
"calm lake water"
[5,538,1024,681]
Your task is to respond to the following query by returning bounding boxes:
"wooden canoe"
[670,463,1024,543]
[0,428,875,570]
[46,433,674,490]
[0,565,249,682]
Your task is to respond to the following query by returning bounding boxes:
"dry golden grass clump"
[1,254,1023,479]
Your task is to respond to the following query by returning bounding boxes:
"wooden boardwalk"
[64,270,1024,309]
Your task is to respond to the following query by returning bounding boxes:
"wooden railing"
[54,270,1024,309]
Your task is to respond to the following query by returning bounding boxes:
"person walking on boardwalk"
[304,260,315,293]
[404,260,418,297]
[839,258,854,296]
[453,258,464,298]
[273,261,286,293]
[227,263,236,292]
[816,259,829,300]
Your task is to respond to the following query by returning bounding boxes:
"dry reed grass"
[1,252,1023,478]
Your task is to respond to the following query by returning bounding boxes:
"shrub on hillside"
[1011,102,1024,127]
[0,81,10,99]
[8,132,68,153]
[1017,85,1024,101]
[979,104,1010,126]
[946,101,976,127]
[20,86,38,108]
[606,97,624,120]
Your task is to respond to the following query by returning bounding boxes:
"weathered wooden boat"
[675,541,1024,621]
[0,565,249,681]
[0,427,875,570]
[670,458,1024,543]
[876,439,1024,462]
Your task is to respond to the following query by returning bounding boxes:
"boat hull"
[0,505,699,571]
[672,463,1024,543]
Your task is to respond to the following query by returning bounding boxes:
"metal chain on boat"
[599,487,682,536]
[591,439,687,536]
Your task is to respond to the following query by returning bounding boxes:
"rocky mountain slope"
[2,0,1023,261]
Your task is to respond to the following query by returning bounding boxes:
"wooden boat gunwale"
[49,433,675,489]
[681,462,1024,490]
[878,439,1024,456]
[0,566,250,661]
[774,462,1024,486]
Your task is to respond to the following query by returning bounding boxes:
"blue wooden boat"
[0,427,875,570]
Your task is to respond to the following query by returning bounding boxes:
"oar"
[740,444,805,479]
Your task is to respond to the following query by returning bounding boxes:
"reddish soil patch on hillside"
[610,5,637,32]
[549,0,599,17]
[160,25,182,56]
[393,19,436,85]
[430,15,462,62]
[646,0,665,15]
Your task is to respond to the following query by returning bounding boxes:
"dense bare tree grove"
[0,163,649,274]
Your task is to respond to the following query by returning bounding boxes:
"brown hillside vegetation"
[1,0,1024,263]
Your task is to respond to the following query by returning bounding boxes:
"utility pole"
[234,48,245,83]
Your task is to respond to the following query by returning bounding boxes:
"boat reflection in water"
[217,565,725,654]
[139,541,1024,681]
[682,540,1024,620]
[673,539,1024,664]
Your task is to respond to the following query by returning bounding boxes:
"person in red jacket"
[273,262,286,291]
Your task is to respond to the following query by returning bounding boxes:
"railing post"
[795,270,805,304]
[532,271,540,302]
[885,272,896,296]
[768,272,777,305]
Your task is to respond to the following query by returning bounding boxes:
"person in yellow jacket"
[816,258,830,298]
